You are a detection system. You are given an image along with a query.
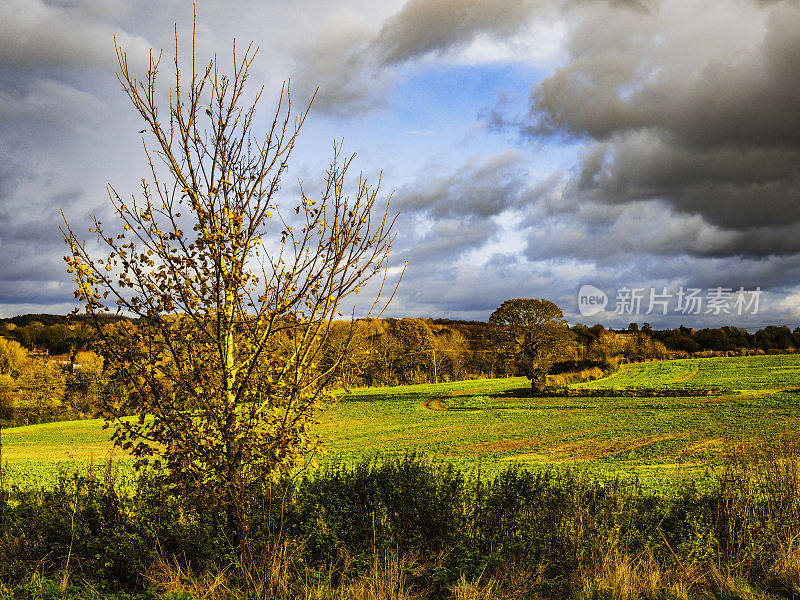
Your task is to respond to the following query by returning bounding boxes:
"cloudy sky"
[1,0,799,329]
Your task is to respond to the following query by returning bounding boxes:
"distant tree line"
[322,318,800,388]
[575,321,800,357]
[647,323,800,354]
[0,314,127,356]
[0,337,104,427]
[316,318,800,388]
[2,314,799,403]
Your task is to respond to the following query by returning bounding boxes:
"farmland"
[578,353,800,392]
[3,354,800,488]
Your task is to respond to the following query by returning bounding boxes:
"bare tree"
[62,23,399,529]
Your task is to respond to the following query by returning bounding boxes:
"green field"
[578,353,800,392]
[4,354,800,488]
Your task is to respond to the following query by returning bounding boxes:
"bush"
[3,453,800,598]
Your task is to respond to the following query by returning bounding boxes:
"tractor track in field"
[669,363,701,384]
[423,397,447,410]
[422,388,475,411]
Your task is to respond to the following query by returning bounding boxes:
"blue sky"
[1,0,799,330]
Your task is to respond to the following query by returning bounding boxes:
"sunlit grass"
[4,355,800,488]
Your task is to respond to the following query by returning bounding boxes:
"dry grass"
[575,531,800,600]
[548,367,605,387]
[326,553,419,600]
[145,548,421,600]
[449,575,500,600]
[771,533,800,595]
[579,548,695,600]
[146,556,233,600]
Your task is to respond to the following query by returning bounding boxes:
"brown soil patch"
[637,461,705,469]
[422,397,447,411]
[462,426,612,456]
[690,395,729,404]
[466,437,542,454]
[670,367,700,383]
[683,438,725,454]
[548,435,675,461]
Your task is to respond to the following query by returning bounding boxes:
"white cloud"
[433,18,567,67]
[0,0,153,70]
[776,290,800,320]
[0,78,109,137]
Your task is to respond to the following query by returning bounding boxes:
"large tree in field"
[489,299,573,391]
[62,26,398,530]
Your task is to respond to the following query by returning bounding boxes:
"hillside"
[5,354,800,489]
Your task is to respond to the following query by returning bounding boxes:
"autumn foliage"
[489,298,574,390]
[62,25,397,521]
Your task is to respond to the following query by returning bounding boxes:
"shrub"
[3,452,800,598]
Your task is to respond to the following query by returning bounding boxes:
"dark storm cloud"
[0,281,72,305]
[373,0,540,64]
[290,15,389,116]
[530,2,800,146]
[641,254,800,294]
[384,130,800,323]
[575,134,800,230]
[2,0,800,326]
[293,0,553,114]
[405,217,499,263]
[372,0,653,67]
[295,0,660,114]
[522,190,800,264]
[517,0,800,233]
[0,160,85,304]
[293,0,800,324]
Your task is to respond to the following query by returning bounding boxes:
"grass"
[577,353,800,391]
[3,355,800,488]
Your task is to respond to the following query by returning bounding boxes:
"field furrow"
[4,354,800,488]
